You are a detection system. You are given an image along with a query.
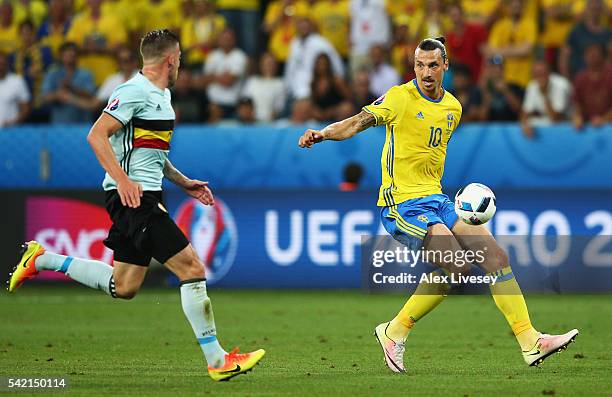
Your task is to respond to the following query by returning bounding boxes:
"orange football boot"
[8,241,45,293]
[208,348,265,381]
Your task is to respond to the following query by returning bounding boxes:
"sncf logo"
[25,197,113,281]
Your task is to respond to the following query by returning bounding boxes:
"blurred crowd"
[0,0,610,134]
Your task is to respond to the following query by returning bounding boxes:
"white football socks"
[35,254,227,368]
[35,252,116,297]
[180,279,227,368]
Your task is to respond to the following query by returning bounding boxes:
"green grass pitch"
[1,287,610,396]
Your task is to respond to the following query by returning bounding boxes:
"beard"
[168,68,178,88]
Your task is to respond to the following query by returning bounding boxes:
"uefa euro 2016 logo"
[174,198,238,284]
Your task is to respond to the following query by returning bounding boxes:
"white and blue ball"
[454,183,497,225]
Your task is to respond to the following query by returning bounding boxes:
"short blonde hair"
[140,29,179,61]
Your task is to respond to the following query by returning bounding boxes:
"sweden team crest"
[418,215,429,223]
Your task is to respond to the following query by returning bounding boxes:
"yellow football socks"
[387,270,450,341]
[387,266,540,350]
[488,266,540,351]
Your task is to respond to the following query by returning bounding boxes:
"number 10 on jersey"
[428,126,443,147]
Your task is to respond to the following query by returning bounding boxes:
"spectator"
[391,15,416,82]
[94,47,139,108]
[540,0,575,68]
[39,42,95,123]
[284,15,343,102]
[446,3,488,82]
[368,44,401,97]
[520,60,572,138]
[450,63,482,122]
[263,0,310,63]
[339,162,363,191]
[477,55,523,121]
[310,53,352,122]
[202,28,248,120]
[411,0,450,41]
[136,0,181,35]
[0,52,30,127]
[67,0,128,86]
[0,1,18,55]
[560,0,611,78]
[236,97,256,124]
[460,0,501,28]
[216,0,260,56]
[312,0,350,59]
[351,70,377,111]
[573,43,612,128]
[242,52,285,122]
[37,0,72,59]
[181,0,226,68]
[386,0,422,21]
[172,70,209,123]
[101,0,139,37]
[12,0,47,28]
[485,0,537,88]
[9,20,52,96]
[349,0,390,77]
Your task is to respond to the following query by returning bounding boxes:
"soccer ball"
[454,183,497,225]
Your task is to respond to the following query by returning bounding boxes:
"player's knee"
[447,250,473,275]
[179,257,205,280]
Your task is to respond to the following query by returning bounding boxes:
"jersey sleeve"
[103,83,144,125]
[362,85,402,126]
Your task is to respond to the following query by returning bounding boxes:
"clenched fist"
[298,129,325,148]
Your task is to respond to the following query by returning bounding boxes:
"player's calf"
[477,244,509,273]
[113,281,140,300]
[111,262,147,300]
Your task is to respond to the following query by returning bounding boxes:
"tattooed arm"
[298,110,377,148]
[163,159,190,187]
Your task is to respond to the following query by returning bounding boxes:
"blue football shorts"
[381,193,458,249]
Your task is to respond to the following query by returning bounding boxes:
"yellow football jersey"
[363,80,462,207]
[66,11,128,86]
[312,0,350,57]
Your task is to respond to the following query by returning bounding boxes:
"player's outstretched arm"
[163,159,214,206]
[298,110,376,148]
[87,113,143,208]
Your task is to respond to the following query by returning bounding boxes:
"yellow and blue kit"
[363,79,462,245]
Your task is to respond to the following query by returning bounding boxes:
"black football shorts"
[103,190,189,266]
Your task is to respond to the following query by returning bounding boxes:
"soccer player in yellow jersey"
[299,37,578,373]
